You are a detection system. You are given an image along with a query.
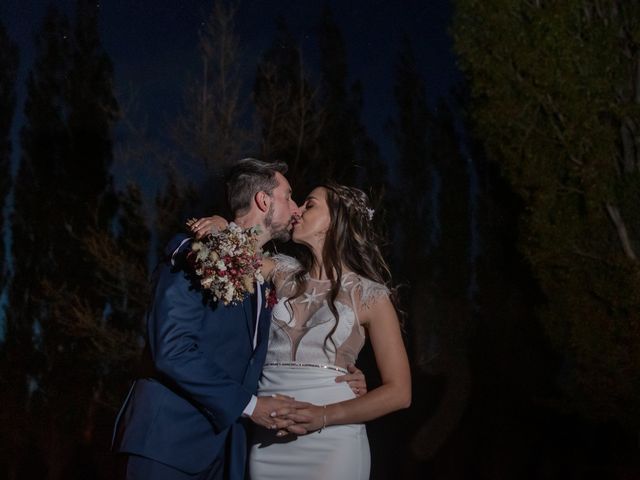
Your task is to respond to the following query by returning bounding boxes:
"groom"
[112,158,308,479]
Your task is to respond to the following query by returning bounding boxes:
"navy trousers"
[121,454,224,480]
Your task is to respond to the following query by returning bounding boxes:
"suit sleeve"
[148,236,253,432]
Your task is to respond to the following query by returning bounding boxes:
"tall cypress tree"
[386,39,475,471]
[408,102,473,464]
[9,2,119,477]
[7,7,71,478]
[388,37,433,282]
[173,0,251,213]
[316,5,381,188]
[0,20,20,480]
[380,37,436,476]
[0,22,18,292]
[66,0,119,231]
[253,17,324,197]
[174,0,249,172]
[316,6,355,184]
[349,79,387,203]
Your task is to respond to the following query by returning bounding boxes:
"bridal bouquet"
[187,222,264,306]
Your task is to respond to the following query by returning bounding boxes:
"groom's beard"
[265,204,292,242]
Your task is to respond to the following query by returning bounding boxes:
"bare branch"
[605,202,638,261]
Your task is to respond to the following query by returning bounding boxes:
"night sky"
[2,0,461,184]
[0,0,461,333]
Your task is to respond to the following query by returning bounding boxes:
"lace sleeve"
[355,276,391,309]
[269,254,303,291]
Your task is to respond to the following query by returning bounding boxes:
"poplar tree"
[9,2,120,477]
[316,6,382,190]
[254,17,324,197]
[0,19,20,480]
[0,22,18,291]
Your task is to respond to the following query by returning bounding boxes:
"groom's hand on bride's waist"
[250,394,312,434]
[335,364,368,397]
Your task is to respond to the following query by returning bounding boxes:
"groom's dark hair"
[226,158,289,216]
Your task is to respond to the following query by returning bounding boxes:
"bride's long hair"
[291,183,398,345]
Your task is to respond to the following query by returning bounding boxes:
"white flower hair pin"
[365,207,375,221]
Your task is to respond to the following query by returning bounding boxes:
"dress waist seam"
[262,362,348,374]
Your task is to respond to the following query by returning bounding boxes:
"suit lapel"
[254,283,271,350]
[251,282,264,349]
[243,290,255,342]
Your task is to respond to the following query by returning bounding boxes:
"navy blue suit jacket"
[112,234,272,477]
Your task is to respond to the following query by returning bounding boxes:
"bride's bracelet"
[319,405,327,433]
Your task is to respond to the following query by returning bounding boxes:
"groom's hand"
[250,395,312,433]
[335,364,367,397]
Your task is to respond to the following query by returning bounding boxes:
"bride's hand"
[187,215,228,239]
[250,395,310,431]
[284,404,328,434]
[335,364,367,397]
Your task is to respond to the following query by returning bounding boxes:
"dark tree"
[0,22,18,291]
[454,0,640,427]
[349,79,387,206]
[173,0,252,213]
[377,40,434,474]
[77,183,150,426]
[388,38,433,282]
[316,6,376,188]
[253,17,324,197]
[408,102,473,465]
[0,20,21,480]
[8,2,120,478]
[384,38,475,476]
[5,7,72,479]
[316,6,354,184]
[154,167,199,261]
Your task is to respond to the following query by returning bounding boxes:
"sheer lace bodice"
[264,254,389,369]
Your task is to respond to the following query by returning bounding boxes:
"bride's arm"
[285,294,411,432]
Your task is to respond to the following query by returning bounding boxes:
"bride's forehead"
[306,187,327,201]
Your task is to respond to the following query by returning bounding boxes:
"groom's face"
[265,172,299,242]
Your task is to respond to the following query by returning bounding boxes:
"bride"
[194,183,410,479]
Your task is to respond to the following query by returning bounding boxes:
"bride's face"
[292,187,331,247]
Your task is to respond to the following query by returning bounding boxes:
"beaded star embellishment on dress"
[299,287,325,309]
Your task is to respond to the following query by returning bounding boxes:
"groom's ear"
[255,191,270,213]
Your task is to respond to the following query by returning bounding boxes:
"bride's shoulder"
[270,253,303,276]
[350,274,390,307]
[267,254,303,291]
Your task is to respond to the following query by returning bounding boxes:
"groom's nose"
[291,202,301,217]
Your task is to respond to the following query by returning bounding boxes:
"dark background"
[1,1,639,479]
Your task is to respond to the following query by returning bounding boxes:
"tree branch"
[605,202,638,261]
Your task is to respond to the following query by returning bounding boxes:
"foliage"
[453,0,640,425]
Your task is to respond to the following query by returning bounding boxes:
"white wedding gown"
[249,255,389,480]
